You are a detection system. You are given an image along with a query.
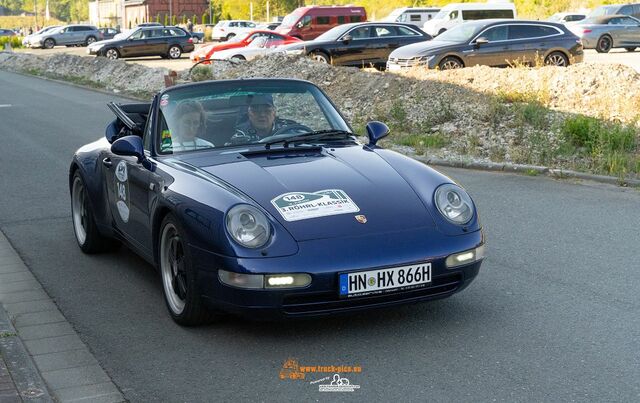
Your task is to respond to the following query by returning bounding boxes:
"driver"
[229,95,296,144]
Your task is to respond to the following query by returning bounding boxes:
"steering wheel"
[258,124,314,143]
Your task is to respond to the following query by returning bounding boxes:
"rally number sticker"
[115,161,130,223]
[271,189,359,222]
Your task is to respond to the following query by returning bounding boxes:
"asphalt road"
[15,46,640,73]
[0,70,639,402]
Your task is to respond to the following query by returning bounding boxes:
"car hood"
[89,38,120,48]
[181,146,437,241]
[390,40,458,58]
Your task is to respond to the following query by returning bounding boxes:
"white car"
[423,2,517,37]
[211,36,281,61]
[212,20,257,41]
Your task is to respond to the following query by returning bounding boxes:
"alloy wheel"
[160,223,187,315]
[71,176,88,245]
[546,53,567,67]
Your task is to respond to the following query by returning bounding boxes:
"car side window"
[508,25,556,40]
[130,30,143,40]
[620,5,633,15]
[301,16,312,27]
[620,17,636,25]
[449,11,459,20]
[349,27,371,40]
[609,18,623,25]
[482,25,508,41]
[374,26,395,37]
[396,26,420,36]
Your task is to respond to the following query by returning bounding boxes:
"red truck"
[276,6,367,40]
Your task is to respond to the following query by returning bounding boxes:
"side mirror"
[342,34,352,43]
[475,37,489,46]
[296,22,304,29]
[366,121,390,147]
[111,135,153,171]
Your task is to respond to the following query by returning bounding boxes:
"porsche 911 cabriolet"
[69,79,484,325]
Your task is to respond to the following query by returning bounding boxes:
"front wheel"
[311,51,330,64]
[438,56,463,70]
[544,51,569,67]
[43,38,55,49]
[168,45,182,59]
[85,36,96,46]
[71,172,117,254]
[159,214,215,326]
[104,48,119,60]
[625,47,636,52]
[596,35,612,53]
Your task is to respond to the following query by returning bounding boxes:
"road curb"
[412,155,640,187]
[0,229,126,403]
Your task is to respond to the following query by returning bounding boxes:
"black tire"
[43,38,55,49]
[85,36,97,46]
[596,35,612,53]
[230,54,246,61]
[158,214,216,326]
[168,45,182,59]
[71,171,118,254]
[104,48,119,60]
[225,33,235,41]
[625,47,636,52]
[544,51,569,67]
[310,51,330,64]
[438,56,464,70]
[438,28,447,36]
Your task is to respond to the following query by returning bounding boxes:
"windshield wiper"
[264,130,355,149]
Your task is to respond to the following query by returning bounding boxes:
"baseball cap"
[248,94,274,107]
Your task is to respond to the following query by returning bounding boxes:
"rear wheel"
[438,56,463,70]
[71,172,117,254]
[544,51,569,67]
[230,54,245,62]
[104,48,119,60]
[225,33,235,41]
[85,36,96,46]
[625,47,636,52]
[168,45,182,59]
[43,38,55,49]
[159,214,215,326]
[596,35,612,53]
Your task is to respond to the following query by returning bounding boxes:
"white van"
[382,7,441,29]
[422,2,517,37]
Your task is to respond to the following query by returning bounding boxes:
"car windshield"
[280,11,303,28]
[590,6,618,17]
[314,25,353,41]
[432,9,449,20]
[433,21,484,42]
[547,13,562,22]
[156,81,352,154]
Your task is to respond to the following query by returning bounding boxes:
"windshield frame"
[151,80,354,156]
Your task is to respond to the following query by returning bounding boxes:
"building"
[88,0,124,28]
[124,0,209,28]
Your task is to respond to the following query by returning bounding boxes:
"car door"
[103,142,152,253]
[56,27,71,45]
[618,16,640,45]
[510,24,561,64]
[121,29,145,57]
[147,29,168,55]
[334,26,373,66]
[607,17,628,46]
[466,25,511,67]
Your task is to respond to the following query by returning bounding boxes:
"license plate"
[387,63,402,71]
[339,263,431,298]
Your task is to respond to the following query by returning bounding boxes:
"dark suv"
[387,19,583,70]
[87,26,194,60]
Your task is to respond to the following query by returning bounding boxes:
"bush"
[0,36,22,49]
[561,116,636,154]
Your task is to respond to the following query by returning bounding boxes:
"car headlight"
[434,184,474,225]
[225,204,271,248]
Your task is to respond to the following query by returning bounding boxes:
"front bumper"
[192,227,483,318]
[387,57,435,71]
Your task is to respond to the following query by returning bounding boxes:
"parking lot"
[15,44,640,72]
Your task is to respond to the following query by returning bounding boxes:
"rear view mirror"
[475,37,489,46]
[342,34,353,43]
[296,22,304,29]
[366,121,390,147]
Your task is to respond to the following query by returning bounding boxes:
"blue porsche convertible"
[69,79,484,325]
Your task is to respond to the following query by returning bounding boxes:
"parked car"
[0,28,16,37]
[284,22,431,69]
[589,3,640,19]
[87,26,194,60]
[257,22,281,31]
[547,12,587,24]
[190,30,301,63]
[68,78,484,324]
[29,24,102,49]
[22,25,60,47]
[98,27,120,40]
[422,2,517,37]
[568,14,640,53]
[388,19,583,70]
[190,32,204,43]
[212,20,257,41]
[276,6,367,40]
[382,7,440,28]
[209,36,286,61]
[136,22,163,28]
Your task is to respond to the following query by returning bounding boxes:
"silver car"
[568,14,640,52]
[29,24,102,49]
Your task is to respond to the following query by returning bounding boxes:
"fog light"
[446,245,485,269]
[265,274,312,289]
[218,270,263,289]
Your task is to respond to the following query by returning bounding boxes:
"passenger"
[170,100,214,151]
[230,95,294,143]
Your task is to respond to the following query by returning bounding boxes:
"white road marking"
[0,104,12,108]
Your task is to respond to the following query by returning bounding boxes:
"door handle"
[102,158,113,168]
